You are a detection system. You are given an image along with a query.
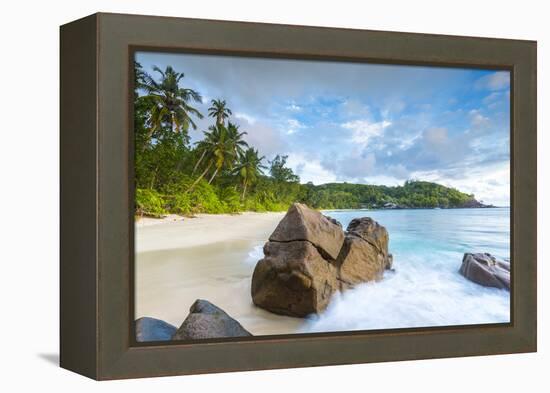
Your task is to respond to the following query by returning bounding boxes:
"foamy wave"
[247,208,510,332]
[245,243,264,266]
[300,254,510,333]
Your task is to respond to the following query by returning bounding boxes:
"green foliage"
[165,193,192,215]
[135,189,167,217]
[269,155,300,183]
[233,147,267,200]
[217,186,242,213]
[133,62,480,217]
[186,180,226,213]
[208,99,233,126]
[138,65,203,139]
[303,181,474,209]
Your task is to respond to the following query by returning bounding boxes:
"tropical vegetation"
[134,62,481,217]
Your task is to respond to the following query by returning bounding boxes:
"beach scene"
[133,52,510,342]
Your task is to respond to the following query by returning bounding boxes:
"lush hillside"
[133,62,488,217]
[301,180,485,210]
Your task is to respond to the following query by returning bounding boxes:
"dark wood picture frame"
[60,12,537,380]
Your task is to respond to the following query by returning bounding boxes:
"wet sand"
[135,212,304,335]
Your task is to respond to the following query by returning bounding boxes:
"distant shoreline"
[136,205,507,226]
[325,206,505,211]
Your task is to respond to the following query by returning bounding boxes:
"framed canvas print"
[60,13,537,380]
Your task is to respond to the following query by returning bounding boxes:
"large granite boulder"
[336,235,388,290]
[172,299,252,340]
[135,317,177,342]
[459,253,510,290]
[251,240,339,317]
[269,203,345,260]
[252,204,391,317]
[346,217,391,267]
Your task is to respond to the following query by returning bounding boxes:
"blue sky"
[136,52,510,206]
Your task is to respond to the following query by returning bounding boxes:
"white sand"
[135,212,305,335]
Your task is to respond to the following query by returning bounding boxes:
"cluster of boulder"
[136,203,394,342]
[135,299,251,342]
[459,252,510,290]
[251,203,393,317]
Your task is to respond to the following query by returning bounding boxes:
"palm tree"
[226,122,248,158]
[206,124,237,184]
[189,121,249,189]
[191,113,241,177]
[186,125,228,190]
[191,138,210,175]
[205,122,249,184]
[139,65,204,143]
[208,99,232,126]
[233,148,266,200]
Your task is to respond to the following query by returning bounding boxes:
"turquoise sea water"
[297,208,511,332]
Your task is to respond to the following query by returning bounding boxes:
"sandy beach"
[135,211,305,335]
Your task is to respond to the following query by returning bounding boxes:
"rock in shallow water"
[347,218,390,259]
[269,203,345,260]
[252,203,391,317]
[459,253,510,290]
[135,317,177,342]
[251,240,339,317]
[172,299,252,340]
[336,234,388,290]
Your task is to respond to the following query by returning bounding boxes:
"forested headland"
[133,63,487,217]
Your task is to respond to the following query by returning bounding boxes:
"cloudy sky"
[136,51,510,206]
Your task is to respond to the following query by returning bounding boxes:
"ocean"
[251,208,511,333]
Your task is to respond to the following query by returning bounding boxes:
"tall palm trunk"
[208,167,220,184]
[171,113,178,133]
[192,150,207,175]
[142,128,156,152]
[149,163,160,189]
[241,180,248,201]
[187,161,212,192]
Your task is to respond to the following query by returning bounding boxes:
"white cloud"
[411,162,510,206]
[476,71,510,91]
[285,118,307,135]
[386,164,409,179]
[424,127,449,146]
[339,99,370,118]
[319,149,378,182]
[469,109,490,128]
[234,112,257,124]
[286,102,302,111]
[381,100,406,118]
[342,119,391,144]
[397,132,422,150]
[483,92,501,105]
[286,153,337,185]
[340,153,377,179]
[236,116,284,157]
